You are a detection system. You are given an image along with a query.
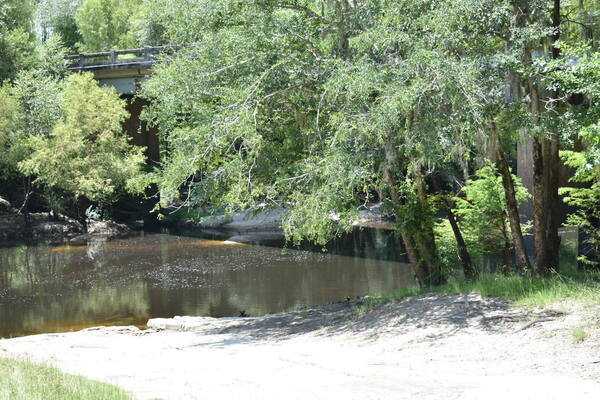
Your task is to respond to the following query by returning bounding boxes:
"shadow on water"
[169,225,410,263]
[0,228,415,338]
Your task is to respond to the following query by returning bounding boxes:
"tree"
[0,69,66,199]
[133,0,199,46]
[136,0,486,286]
[0,85,20,176]
[561,148,600,267]
[36,0,84,52]
[10,69,65,140]
[132,0,600,283]
[35,35,69,78]
[0,0,37,82]
[75,0,141,52]
[19,73,145,205]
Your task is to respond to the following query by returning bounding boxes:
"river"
[0,231,414,338]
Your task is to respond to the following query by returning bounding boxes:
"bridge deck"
[66,46,177,72]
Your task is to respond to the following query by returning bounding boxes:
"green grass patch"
[435,269,600,307]
[355,268,600,315]
[572,327,588,343]
[0,358,134,400]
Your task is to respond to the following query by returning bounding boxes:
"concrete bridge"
[65,46,172,93]
[65,46,176,164]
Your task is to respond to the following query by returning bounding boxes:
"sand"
[2,293,599,400]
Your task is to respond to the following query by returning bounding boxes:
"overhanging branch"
[272,2,335,25]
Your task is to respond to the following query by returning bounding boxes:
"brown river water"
[0,232,414,338]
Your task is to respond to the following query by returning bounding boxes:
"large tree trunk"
[527,0,562,275]
[533,134,561,275]
[488,118,532,272]
[546,0,562,272]
[527,78,558,275]
[400,229,428,286]
[532,136,548,272]
[545,137,561,271]
[382,140,439,287]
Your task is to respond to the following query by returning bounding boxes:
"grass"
[571,327,588,343]
[354,268,600,316]
[0,358,134,400]
[436,269,600,307]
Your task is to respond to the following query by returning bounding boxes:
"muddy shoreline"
[2,293,599,400]
[0,212,135,246]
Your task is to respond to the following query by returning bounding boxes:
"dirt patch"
[1,294,599,400]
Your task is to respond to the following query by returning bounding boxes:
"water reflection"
[0,233,414,338]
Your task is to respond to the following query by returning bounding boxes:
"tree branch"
[562,16,597,31]
[261,81,320,102]
[272,2,335,25]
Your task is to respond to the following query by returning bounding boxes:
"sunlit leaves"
[19,73,145,203]
[454,162,531,255]
[75,0,141,52]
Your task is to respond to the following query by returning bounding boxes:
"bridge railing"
[65,46,180,71]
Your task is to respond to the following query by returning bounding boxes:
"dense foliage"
[135,0,600,281]
[19,73,145,205]
[36,0,84,52]
[0,53,144,217]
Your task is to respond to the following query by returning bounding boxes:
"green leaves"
[453,162,530,255]
[131,0,599,263]
[0,0,37,83]
[0,70,64,180]
[135,1,500,244]
[18,73,145,204]
[0,86,21,175]
[75,0,141,52]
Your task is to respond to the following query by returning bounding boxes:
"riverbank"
[1,293,599,400]
[0,194,136,245]
[0,212,132,245]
